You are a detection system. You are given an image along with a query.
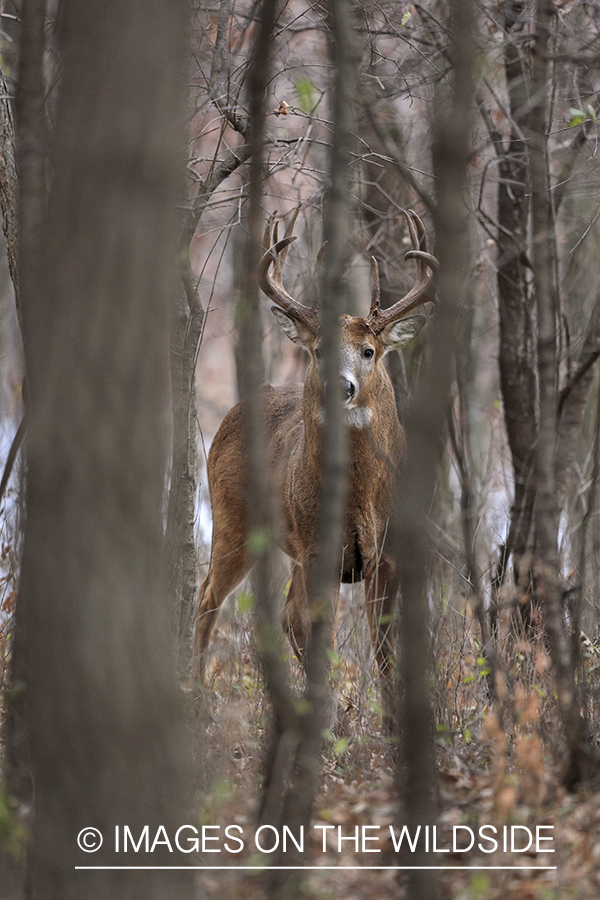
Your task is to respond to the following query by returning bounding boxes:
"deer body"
[194,212,435,720]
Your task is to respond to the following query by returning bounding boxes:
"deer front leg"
[365,557,397,733]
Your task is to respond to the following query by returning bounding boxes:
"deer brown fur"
[194,210,436,722]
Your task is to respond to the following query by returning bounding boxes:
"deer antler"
[366,209,437,335]
[258,210,320,332]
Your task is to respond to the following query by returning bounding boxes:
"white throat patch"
[347,407,372,429]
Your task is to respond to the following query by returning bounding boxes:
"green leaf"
[401,10,411,26]
[295,698,312,716]
[470,872,491,898]
[587,104,597,123]
[236,590,254,615]
[294,77,316,114]
[333,737,349,755]
[568,107,586,127]
[248,526,272,557]
[0,785,27,858]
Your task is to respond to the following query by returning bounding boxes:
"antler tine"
[368,256,381,319]
[258,212,319,331]
[284,205,300,242]
[315,240,328,272]
[405,249,439,268]
[366,209,436,334]
[262,219,272,252]
[403,210,439,269]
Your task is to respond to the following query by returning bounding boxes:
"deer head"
[258,210,436,420]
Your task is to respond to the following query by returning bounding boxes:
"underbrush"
[193,578,600,899]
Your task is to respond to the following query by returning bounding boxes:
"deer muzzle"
[341,377,357,403]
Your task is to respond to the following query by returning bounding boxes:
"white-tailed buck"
[195,210,436,720]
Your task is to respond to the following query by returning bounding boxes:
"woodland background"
[1,0,600,898]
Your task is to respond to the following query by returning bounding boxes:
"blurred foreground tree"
[4,1,195,898]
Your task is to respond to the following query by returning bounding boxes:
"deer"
[194,210,436,724]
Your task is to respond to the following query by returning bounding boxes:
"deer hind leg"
[365,557,397,732]
[282,560,311,661]
[194,534,250,682]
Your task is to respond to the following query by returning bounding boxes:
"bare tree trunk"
[227,2,352,848]
[450,324,501,695]
[15,0,47,340]
[3,0,48,806]
[165,281,203,677]
[394,0,474,898]
[0,66,19,307]
[165,0,253,672]
[231,0,302,834]
[527,0,599,787]
[490,0,538,630]
[12,2,195,898]
[273,0,356,852]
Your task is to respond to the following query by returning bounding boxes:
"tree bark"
[12,2,195,897]
[274,0,356,849]
[165,280,203,676]
[0,66,19,308]
[527,0,598,787]
[15,0,47,340]
[231,0,301,839]
[165,0,253,672]
[491,0,538,624]
[3,0,48,806]
[394,0,474,898]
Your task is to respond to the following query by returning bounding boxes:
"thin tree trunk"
[491,0,538,629]
[232,0,302,834]
[15,0,46,340]
[274,0,356,844]
[394,0,474,898]
[527,0,599,787]
[0,66,19,307]
[165,280,203,676]
[450,341,501,695]
[3,0,48,806]
[165,0,254,672]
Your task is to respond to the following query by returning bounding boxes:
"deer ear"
[381,315,426,352]
[271,307,315,350]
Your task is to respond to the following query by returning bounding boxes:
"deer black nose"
[342,378,356,401]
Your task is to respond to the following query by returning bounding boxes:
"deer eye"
[363,347,374,359]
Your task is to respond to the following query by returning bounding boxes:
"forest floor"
[2,593,600,899]
[194,612,600,900]
[196,690,600,900]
